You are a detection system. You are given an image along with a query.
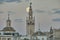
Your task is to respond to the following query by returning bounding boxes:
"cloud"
[52,9,60,11]
[55,10,60,13]
[8,11,16,15]
[0,0,22,4]
[25,0,29,2]
[52,9,60,14]
[52,18,60,21]
[0,0,4,4]
[35,9,46,13]
[14,18,24,22]
[5,0,21,2]
[0,11,4,14]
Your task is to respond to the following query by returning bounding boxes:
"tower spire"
[49,26,53,40]
[50,26,53,34]
[29,2,33,20]
[8,13,10,20]
[30,2,32,7]
[38,23,40,31]
[6,14,11,27]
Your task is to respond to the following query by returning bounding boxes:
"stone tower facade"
[26,3,35,36]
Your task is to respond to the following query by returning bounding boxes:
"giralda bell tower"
[26,2,35,36]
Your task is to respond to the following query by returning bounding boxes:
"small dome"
[2,27,15,32]
[33,31,46,36]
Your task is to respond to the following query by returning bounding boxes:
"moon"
[26,7,30,13]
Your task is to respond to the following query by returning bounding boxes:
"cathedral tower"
[26,2,35,36]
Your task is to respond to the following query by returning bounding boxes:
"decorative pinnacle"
[38,23,40,31]
[50,26,52,30]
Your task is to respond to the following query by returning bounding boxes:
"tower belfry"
[26,2,35,36]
